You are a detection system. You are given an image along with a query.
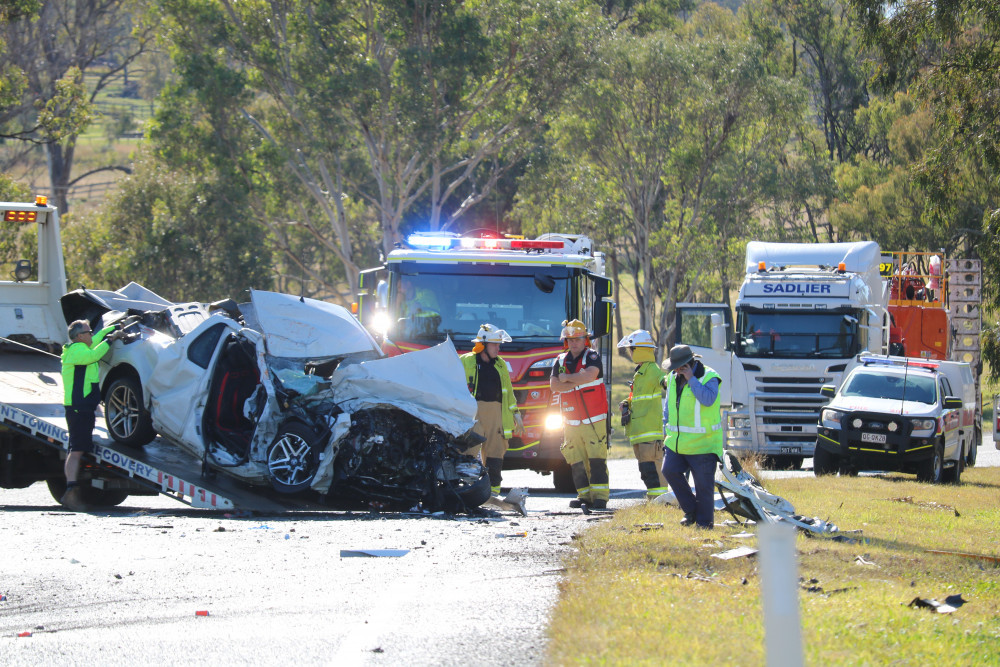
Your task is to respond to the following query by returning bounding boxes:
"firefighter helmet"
[471,323,512,344]
[616,329,656,349]
[560,319,589,340]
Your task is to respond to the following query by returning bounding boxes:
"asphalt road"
[1,433,996,665]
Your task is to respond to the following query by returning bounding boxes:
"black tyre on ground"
[552,462,576,493]
[105,375,156,448]
[812,445,839,476]
[47,478,130,507]
[266,422,320,494]
[915,441,945,483]
[966,426,980,467]
[455,470,492,509]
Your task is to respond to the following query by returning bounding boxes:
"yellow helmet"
[560,319,588,340]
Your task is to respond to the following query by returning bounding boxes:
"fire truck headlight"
[371,312,391,337]
[544,413,563,431]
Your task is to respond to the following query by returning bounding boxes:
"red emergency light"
[511,239,563,250]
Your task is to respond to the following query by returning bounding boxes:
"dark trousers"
[65,406,97,454]
[661,448,718,528]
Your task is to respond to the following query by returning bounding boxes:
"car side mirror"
[820,385,836,398]
[943,396,962,409]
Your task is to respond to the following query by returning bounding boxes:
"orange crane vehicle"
[353,231,614,492]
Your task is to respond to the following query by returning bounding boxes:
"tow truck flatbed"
[1,351,325,512]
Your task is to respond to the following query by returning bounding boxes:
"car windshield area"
[841,371,937,404]
[736,310,859,359]
[390,269,571,342]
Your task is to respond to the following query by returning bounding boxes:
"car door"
[146,319,233,447]
[938,375,961,462]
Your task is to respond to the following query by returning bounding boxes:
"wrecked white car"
[60,284,491,511]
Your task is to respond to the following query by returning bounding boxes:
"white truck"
[676,241,889,469]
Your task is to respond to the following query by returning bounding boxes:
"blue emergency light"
[406,232,460,250]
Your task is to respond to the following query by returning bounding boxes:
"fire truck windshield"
[736,310,860,359]
[391,271,571,342]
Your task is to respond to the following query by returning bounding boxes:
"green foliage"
[0,175,34,274]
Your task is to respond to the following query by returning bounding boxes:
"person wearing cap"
[60,318,122,511]
[551,319,610,509]
[617,330,670,499]
[661,343,723,529]
[461,324,524,496]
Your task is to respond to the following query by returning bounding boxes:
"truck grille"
[750,375,831,452]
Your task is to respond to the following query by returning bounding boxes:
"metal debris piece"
[926,549,1000,564]
[495,532,528,538]
[340,549,410,558]
[483,487,529,516]
[712,546,758,560]
[854,555,876,566]
[888,496,959,516]
[908,594,967,613]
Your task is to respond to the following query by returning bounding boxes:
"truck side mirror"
[710,313,726,352]
[590,276,614,338]
[375,279,388,309]
[820,385,836,398]
[943,396,962,409]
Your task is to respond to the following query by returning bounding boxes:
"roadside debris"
[195,610,210,617]
[495,532,528,538]
[482,487,529,517]
[712,546,758,560]
[926,549,1000,565]
[854,555,877,566]
[340,549,410,558]
[800,578,855,596]
[17,631,31,637]
[908,594,967,613]
[888,496,960,516]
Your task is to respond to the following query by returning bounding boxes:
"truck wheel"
[267,422,319,494]
[105,376,156,448]
[812,446,839,476]
[553,462,576,494]
[47,479,130,507]
[916,442,944,483]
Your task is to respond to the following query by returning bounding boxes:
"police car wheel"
[916,441,944,484]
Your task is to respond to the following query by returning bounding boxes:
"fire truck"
[355,231,614,491]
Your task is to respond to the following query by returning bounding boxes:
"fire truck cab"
[355,232,614,491]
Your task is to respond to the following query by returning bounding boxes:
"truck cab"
[354,232,614,491]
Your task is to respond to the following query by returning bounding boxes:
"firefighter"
[461,324,524,496]
[60,319,121,511]
[616,330,670,499]
[551,319,610,509]
[661,344,724,529]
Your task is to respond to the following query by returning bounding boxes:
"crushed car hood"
[328,338,478,436]
[246,290,382,359]
[61,282,173,325]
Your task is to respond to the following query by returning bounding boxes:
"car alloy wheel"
[267,422,320,494]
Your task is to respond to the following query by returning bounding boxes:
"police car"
[815,356,978,483]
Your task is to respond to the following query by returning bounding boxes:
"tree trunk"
[45,141,74,214]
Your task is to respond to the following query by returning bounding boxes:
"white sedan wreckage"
[60,284,491,511]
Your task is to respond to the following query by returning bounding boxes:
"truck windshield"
[842,371,937,404]
[736,310,859,359]
[391,270,570,342]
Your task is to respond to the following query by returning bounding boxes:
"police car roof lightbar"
[407,232,564,252]
[859,354,940,370]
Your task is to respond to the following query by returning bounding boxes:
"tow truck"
[354,231,614,491]
[0,198,316,511]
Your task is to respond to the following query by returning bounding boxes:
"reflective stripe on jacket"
[625,361,667,445]
[460,353,519,438]
[557,350,608,426]
[61,325,114,407]
[663,366,723,457]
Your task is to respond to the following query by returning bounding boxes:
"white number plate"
[861,432,887,444]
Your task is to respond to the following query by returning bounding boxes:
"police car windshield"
[842,370,937,404]
[391,272,571,341]
[736,310,859,359]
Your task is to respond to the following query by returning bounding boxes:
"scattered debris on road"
[340,549,410,558]
[908,594,967,613]
[711,546,758,560]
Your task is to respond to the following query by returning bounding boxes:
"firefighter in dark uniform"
[460,324,524,496]
[550,319,610,509]
[60,319,121,511]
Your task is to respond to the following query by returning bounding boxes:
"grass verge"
[547,468,1000,664]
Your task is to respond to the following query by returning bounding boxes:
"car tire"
[966,426,979,468]
[456,470,492,509]
[916,441,944,483]
[266,422,320,494]
[553,462,576,494]
[105,375,156,448]
[47,478,130,507]
[813,445,839,476]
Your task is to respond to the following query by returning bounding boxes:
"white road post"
[759,522,804,667]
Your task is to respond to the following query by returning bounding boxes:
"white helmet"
[617,329,656,349]
[471,323,512,344]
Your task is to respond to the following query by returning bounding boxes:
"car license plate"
[861,432,887,444]
[779,446,800,454]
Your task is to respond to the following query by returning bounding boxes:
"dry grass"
[547,467,1000,665]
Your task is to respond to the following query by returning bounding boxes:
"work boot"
[590,499,607,510]
[59,486,88,512]
[569,498,588,509]
[679,514,696,526]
